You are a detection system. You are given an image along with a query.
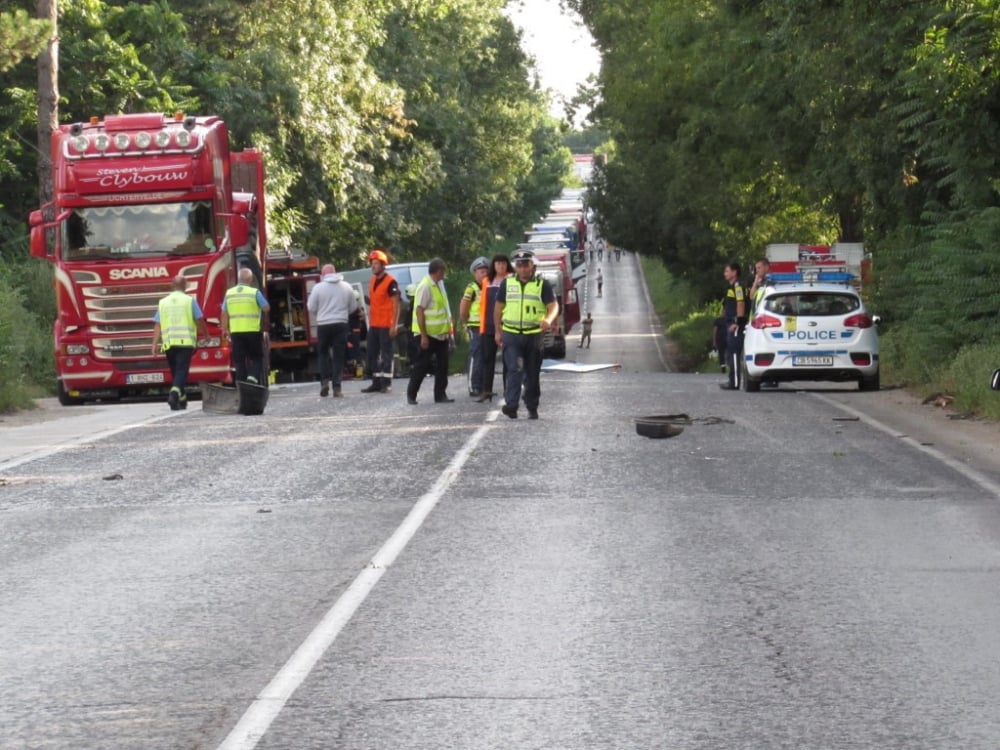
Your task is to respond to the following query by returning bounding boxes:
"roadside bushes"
[0,266,53,412]
[640,254,714,370]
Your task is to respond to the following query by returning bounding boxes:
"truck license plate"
[792,356,833,367]
[126,372,165,384]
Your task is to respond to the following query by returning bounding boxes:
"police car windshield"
[62,202,216,260]
[764,292,860,316]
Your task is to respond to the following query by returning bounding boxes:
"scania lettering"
[30,112,267,405]
[109,267,170,281]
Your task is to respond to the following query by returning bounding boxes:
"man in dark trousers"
[494,249,559,420]
[221,267,270,385]
[151,275,209,410]
[406,258,453,405]
[719,261,747,390]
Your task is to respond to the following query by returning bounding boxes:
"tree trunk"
[36,0,58,210]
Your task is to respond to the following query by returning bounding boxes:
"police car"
[741,271,880,392]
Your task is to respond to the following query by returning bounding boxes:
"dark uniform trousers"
[501,331,543,411]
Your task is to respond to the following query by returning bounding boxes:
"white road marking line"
[215,422,492,750]
[813,393,1000,499]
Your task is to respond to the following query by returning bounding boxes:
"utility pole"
[36,0,58,209]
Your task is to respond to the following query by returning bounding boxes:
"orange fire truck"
[29,113,266,404]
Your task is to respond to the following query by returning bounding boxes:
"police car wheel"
[858,370,880,392]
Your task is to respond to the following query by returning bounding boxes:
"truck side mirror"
[28,207,69,259]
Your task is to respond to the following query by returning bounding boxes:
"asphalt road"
[4,252,1000,749]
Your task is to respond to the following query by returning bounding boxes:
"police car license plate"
[792,356,833,367]
[126,372,165,384]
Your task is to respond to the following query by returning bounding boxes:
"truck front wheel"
[58,381,85,406]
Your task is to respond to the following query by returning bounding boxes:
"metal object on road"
[202,383,239,415]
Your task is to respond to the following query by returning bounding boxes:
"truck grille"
[79,279,197,361]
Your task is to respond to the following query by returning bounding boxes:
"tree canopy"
[569,0,1000,373]
[0,0,572,270]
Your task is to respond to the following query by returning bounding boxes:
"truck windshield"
[62,202,215,260]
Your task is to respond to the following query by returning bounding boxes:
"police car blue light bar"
[769,271,856,284]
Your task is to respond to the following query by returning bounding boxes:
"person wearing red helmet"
[362,248,401,393]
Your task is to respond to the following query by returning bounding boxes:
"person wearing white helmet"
[460,256,489,397]
[493,249,558,420]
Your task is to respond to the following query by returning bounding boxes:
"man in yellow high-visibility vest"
[151,275,209,410]
[221,267,270,385]
[406,258,453,405]
[493,249,558,420]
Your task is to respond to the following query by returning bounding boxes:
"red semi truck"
[29,113,266,404]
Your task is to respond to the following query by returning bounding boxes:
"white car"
[742,275,880,392]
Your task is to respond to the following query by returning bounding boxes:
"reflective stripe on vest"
[411,276,450,336]
[464,281,481,326]
[159,291,197,348]
[501,277,545,334]
[225,285,262,333]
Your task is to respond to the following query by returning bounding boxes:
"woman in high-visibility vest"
[460,256,489,397]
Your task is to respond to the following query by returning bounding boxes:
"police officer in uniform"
[221,267,270,385]
[151,275,209,410]
[720,261,747,390]
[493,249,559,420]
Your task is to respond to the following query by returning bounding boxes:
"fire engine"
[29,113,266,405]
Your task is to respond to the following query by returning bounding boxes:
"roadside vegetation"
[571,1,1000,417]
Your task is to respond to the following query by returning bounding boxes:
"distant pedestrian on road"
[307,263,358,398]
[494,249,559,420]
[578,312,593,349]
[596,267,604,297]
[407,258,453,405]
[151,275,209,410]
[221,267,270,386]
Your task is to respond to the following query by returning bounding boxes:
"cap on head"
[369,249,389,264]
[470,256,489,273]
[512,249,535,265]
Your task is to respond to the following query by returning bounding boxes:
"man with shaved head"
[307,262,358,398]
[222,266,271,385]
